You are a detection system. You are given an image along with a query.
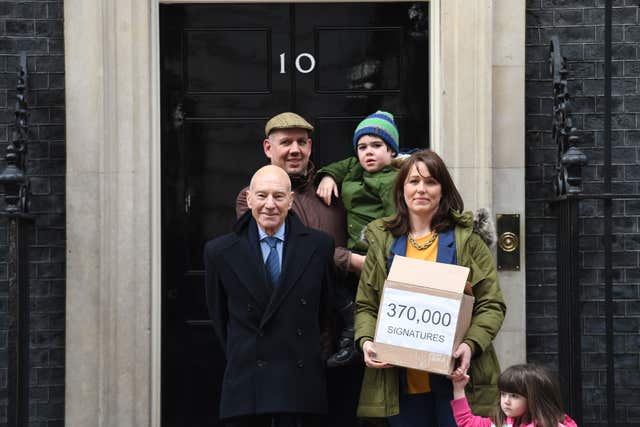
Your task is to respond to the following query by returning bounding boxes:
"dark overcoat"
[204,211,335,420]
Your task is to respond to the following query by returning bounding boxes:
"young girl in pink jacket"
[450,364,578,427]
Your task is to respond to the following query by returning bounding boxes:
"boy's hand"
[450,369,470,399]
[316,176,339,206]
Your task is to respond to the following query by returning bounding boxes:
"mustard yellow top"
[404,231,439,394]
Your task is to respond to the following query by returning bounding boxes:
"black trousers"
[224,414,323,427]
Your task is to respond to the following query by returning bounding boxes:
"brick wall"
[526,1,639,426]
[0,1,65,426]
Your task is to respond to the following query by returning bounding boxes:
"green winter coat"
[354,211,506,418]
[317,157,398,252]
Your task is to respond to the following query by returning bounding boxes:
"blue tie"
[263,236,280,286]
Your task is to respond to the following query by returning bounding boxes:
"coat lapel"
[260,215,316,327]
[436,229,456,264]
[222,217,272,310]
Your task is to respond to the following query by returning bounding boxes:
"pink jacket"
[451,397,578,427]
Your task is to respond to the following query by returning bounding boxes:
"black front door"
[160,3,429,425]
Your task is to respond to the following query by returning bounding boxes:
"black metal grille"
[550,2,639,426]
[0,53,32,427]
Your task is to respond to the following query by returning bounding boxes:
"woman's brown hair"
[493,364,565,427]
[384,149,463,237]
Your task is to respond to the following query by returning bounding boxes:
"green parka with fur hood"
[354,210,506,418]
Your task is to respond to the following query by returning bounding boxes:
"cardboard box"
[373,255,474,375]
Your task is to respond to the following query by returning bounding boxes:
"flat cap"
[265,112,314,136]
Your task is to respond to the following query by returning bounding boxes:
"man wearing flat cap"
[236,113,364,426]
[237,112,361,274]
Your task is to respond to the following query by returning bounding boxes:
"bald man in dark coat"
[204,165,335,427]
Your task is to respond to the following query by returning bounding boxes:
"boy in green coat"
[316,110,400,367]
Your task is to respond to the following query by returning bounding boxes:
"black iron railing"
[549,35,586,425]
[0,52,32,427]
[549,2,638,426]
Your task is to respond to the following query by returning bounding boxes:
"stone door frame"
[64,0,524,425]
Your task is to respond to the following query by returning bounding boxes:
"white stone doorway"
[64,1,524,425]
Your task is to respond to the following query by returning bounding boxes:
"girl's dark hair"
[493,364,565,427]
[384,149,463,237]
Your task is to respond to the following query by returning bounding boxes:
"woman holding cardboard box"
[354,149,506,427]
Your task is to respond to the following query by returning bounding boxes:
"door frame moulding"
[64,0,499,426]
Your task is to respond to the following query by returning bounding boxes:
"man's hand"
[316,176,339,206]
[349,253,365,273]
[362,341,392,369]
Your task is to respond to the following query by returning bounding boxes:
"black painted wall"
[0,1,65,426]
[526,1,639,426]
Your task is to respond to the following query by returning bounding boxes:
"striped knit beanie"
[353,111,400,155]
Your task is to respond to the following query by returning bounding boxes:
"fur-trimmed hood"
[450,208,497,248]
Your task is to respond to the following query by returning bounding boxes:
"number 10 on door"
[280,52,316,74]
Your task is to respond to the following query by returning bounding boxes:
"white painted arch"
[64,1,525,425]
